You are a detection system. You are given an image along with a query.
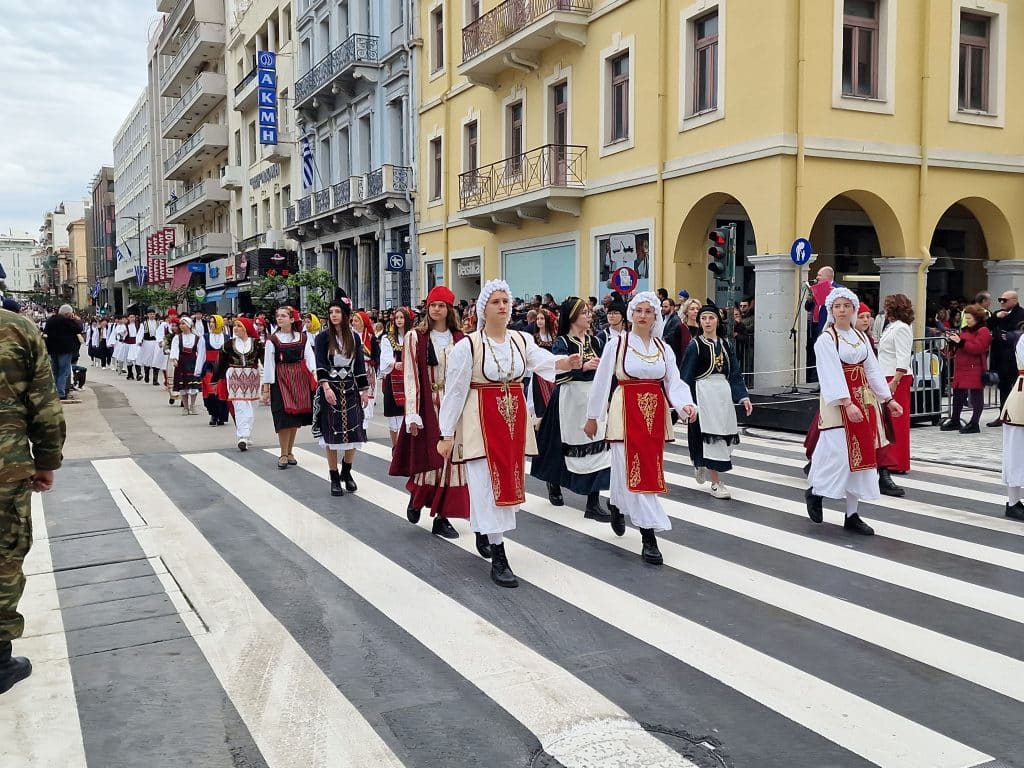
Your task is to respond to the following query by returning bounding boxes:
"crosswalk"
[2,433,1020,768]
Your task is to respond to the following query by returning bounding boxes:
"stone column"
[985,260,1024,298]
[873,257,931,304]
[749,253,812,390]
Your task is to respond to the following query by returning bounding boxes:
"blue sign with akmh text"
[257,51,278,146]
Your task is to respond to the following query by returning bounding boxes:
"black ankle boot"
[844,513,875,535]
[639,528,663,565]
[143,367,150,383]
[329,469,344,497]
[0,641,32,695]
[431,516,459,539]
[489,543,518,587]
[126,368,134,380]
[609,503,626,536]
[406,504,421,524]
[135,365,143,380]
[474,532,492,559]
[805,488,823,523]
[340,461,357,492]
[878,468,905,497]
[584,491,612,522]
[547,483,564,506]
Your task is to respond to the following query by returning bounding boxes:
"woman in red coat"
[942,303,992,434]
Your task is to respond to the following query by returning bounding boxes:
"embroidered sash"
[475,382,528,506]
[620,379,668,493]
[278,361,313,414]
[840,363,880,472]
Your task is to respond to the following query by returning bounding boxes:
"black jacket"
[988,303,1024,370]
[43,315,83,356]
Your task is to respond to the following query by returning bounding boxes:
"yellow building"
[416,0,1024,384]
[66,218,90,309]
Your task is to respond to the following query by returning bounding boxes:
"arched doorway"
[672,193,758,305]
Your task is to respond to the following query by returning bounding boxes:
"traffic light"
[707,226,730,278]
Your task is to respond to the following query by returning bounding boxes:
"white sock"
[845,495,859,518]
[488,533,503,545]
[1009,486,1023,506]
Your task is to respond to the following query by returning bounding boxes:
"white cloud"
[0,1,159,235]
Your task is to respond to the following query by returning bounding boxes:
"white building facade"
[113,88,154,311]
[0,234,39,294]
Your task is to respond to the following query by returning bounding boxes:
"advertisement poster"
[598,230,650,299]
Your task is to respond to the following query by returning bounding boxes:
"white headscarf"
[476,279,511,331]
[627,291,665,338]
[824,285,860,328]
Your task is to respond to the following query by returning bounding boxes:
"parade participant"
[86,319,100,366]
[531,297,611,521]
[875,293,915,496]
[438,280,581,588]
[390,287,467,542]
[313,295,371,496]
[212,317,264,451]
[680,302,753,500]
[169,316,205,415]
[597,294,628,346]
[201,314,230,426]
[303,313,321,335]
[351,310,380,432]
[584,292,697,565]
[136,308,166,386]
[105,317,120,371]
[379,307,414,447]
[805,287,903,536]
[163,316,181,406]
[1001,324,1024,520]
[120,313,141,379]
[261,306,316,470]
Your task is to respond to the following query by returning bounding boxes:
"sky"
[0,1,160,238]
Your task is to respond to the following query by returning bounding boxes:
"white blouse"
[876,319,913,377]
[170,333,206,376]
[586,333,694,419]
[815,327,890,408]
[379,333,405,376]
[262,332,316,384]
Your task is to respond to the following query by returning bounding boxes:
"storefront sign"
[250,163,281,189]
[456,259,481,277]
[257,51,278,145]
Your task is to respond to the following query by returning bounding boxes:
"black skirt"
[270,382,313,432]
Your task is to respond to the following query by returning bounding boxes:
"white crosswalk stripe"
[14,440,1020,768]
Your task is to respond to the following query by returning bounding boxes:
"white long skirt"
[465,458,518,535]
[609,443,671,532]
[137,339,163,368]
[808,428,881,501]
[1003,424,1024,487]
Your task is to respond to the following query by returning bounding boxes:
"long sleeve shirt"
[876,319,913,377]
[815,327,890,408]
[170,333,206,377]
[586,333,694,419]
[262,332,316,384]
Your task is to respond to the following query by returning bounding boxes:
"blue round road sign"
[611,266,639,295]
[790,238,812,266]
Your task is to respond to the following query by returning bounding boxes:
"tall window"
[468,0,480,22]
[464,120,479,172]
[431,7,444,72]
[841,0,878,97]
[429,137,442,200]
[609,53,629,142]
[959,12,990,111]
[506,102,523,174]
[693,11,719,112]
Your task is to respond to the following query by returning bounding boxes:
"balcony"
[165,179,231,225]
[167,232,232,266]
[460,0,591,87]
[285,176,366,234]
[163,123,229,181]
[458,144,585,230]
[158,0,175,12]
[161,72,227,140]
[220,165,244,190]
[362,165,414,213]
[259,131,293,163]
[159,0,225,56]
[294,34,380,112]
[232,67,258,111]
[159,22,226,98]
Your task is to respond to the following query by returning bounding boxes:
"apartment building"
[417,0,1024,384]
[0,233,39,294]
[113,88,153,312]
[282,0,417,310]
[37,201,87,301]
[66,217,91,309]
[89,167,117,311]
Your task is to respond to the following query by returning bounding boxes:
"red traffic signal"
[708,227,729,275]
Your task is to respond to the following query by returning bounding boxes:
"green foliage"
[250,274,291,313]
[128,285,188,312]
[286,267,336,317]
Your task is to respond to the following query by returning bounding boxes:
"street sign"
[790,238,812,266]
[194,287,207,302]
[187,263,206,273]
[611,266,639,295]
[257,50,278,146]
[385,251,407,272]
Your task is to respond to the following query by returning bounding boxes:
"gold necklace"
[630,335,663,364]
[482,331,514,383]
[837,328,863,349]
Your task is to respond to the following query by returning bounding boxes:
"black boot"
[431,516,459,539]
[406,504,421,524]
[878,468,905,497]
[152,374,160,386]
[126,367,134,380]
[475,532,493,559]
[1005,502,1024,521]
[135,365,143,381]
[329,469,344,497]
[489,543,518,588]
[959,422,980,434]
[843,513,875,535]
[639,528,663,565]
[143,367,150,383]
[340,461,357,492]
[547,483,564,506]
[0,641,31,695]
[940,418,962,432]
[805,488,823,523]
[609,503,626,537]
[583,491,612,522]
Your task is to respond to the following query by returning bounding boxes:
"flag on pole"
[116,244,130,262]
[134,265,147,287]
[302,133,315,190]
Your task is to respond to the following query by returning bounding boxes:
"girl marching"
[212,317,264,451]
[313,295,371,496]
[379,307,414,447]
[390,287,468,542]
[438,280,581,588]
[805,287,903,536]
[351,310,380,433]
[585,292,697,565]
[169,316,205,415]
[201,315,230,426]
[261,306,316,470]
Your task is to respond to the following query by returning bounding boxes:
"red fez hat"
[426,285,456,307]
[858,302,873,315]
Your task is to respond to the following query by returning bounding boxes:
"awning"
[203,289,224,302]
[222,287,239,299]
[170,264,191,289]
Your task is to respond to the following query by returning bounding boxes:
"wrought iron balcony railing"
[458,144,585,209]
[295,34,379,105]
[462,0,591,62]
[297,196,313,220]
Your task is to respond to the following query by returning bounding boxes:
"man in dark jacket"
[987,290,1024,426]
[42,304,82,402]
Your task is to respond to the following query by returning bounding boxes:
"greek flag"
[302,133,315,190]
[116,244,130,262]
[134,265,147,287]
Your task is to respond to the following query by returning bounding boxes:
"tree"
[129,285,188,312]
[250,273,291,314]
[286,267,336,316]
[251,267,337,316]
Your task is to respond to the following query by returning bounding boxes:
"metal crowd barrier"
[911,334,1001,425]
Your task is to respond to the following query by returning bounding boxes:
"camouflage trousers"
[0,482,32,643]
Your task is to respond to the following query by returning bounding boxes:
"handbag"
[983,371,1000,387]
[389,368,406,407]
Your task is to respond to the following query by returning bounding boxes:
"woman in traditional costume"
[120,313,141,379]
[874,293,915,497]
[201,314,230,426]
[169,316,205,415]
[390,287,468,543]
[438,280,581,587]
[379,307,415,447]
[585,292,697,565]
[531,296,611,521]
[1001,325,1024,521]
[351,310,380,433]
[212,317,264,451]
[313,296,371,496]
[680,303,753,500]
[261,306,316,469]
[805,287,903,536]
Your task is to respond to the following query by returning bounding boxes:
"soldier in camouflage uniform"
[0,308,66,694]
